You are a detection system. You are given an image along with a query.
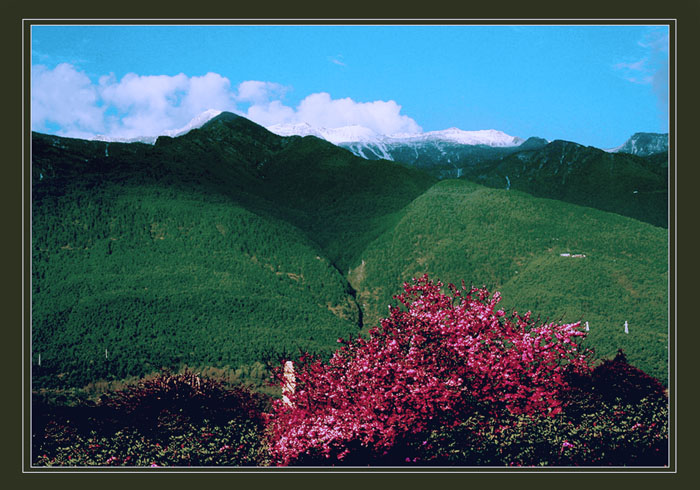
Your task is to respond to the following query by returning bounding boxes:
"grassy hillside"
[349,179,668,383]
[31,113,435,389]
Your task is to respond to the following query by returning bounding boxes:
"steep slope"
[349,179,668,383]
[267,121,543,179]
[153,112,437,271]
[610,132,668,156]
[31,113,435,389]
[339,136,549,179]
[461,140,668,228]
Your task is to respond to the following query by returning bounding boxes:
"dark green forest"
[31,112,669,394]
[460,140,668,228]
[349,179,667,382]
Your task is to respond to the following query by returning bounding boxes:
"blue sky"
[31,24,670,148]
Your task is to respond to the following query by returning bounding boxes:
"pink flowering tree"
[265,275,592,465]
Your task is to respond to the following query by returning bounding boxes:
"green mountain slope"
[31,113,435,389]
[31,113,668,389]
[349,179,668,383]
[32,183,361,388]
[149,112,437,271]
[461,140,668,228]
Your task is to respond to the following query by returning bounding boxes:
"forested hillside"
[31,112,668,391]
[460,140,668,228]
[31,113,434,389]
[349,180,668,382]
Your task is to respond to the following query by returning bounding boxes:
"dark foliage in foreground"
[33,370,272,466]
[33,353,667,467]
[400,355,668,467]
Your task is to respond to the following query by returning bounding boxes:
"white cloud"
[613,57,654,85]
[613,59,646,72]
[246,100,297,127]
[31,63,105,135]
[31,64,239,139]
[646,30,669,122]
[99,72,189,112]
[300,93,421,134]
[182,73,236,115]
[244,91,422,135]
[236,80,288,104]
[99,72,236,138]
[31,65,421,139]
[329,55,346,67]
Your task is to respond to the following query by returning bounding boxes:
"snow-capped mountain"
[266,122,382,144]
[87,111,528,169]
[388,128,524,147]
[91,109,223,144]
[265,122,530,176]
[607,132,668,156]
[163,109,223,138]
[266,123,523,148]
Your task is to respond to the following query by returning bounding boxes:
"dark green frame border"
[7,1,695,483]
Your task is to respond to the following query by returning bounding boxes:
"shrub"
[34,418,269,467]
[265,275,593,465]
[33,369,271,466]
[591,349,667,404]
[95,369,269,434]
[406,389,668,466]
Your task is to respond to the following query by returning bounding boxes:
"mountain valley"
[31,112,670,392]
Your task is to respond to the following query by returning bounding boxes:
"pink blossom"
[265,275,591,465]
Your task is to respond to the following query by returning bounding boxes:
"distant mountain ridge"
[265,122,528,174]
[608,132,668,156]
[82,109,667,167]
[461,139,668,227]
[91,109,224,144]
[267,122,524,146]
[55,111,667,228]
[81,109,669,155]
[262,120,669,187]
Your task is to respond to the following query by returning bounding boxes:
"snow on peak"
[388,128,523,147]
[266,122,323,139]
[89,109,222,144]
[266,122,522,147]
[321,125,380,144]
[606,132,668,156]
[266,122,381,144]
[90,134,158,144]
[162,109,222,138]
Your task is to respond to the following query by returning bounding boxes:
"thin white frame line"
[22,18,678,20]
[671,20,676,470]
[22,16,26,475]
[24,21,677,25]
